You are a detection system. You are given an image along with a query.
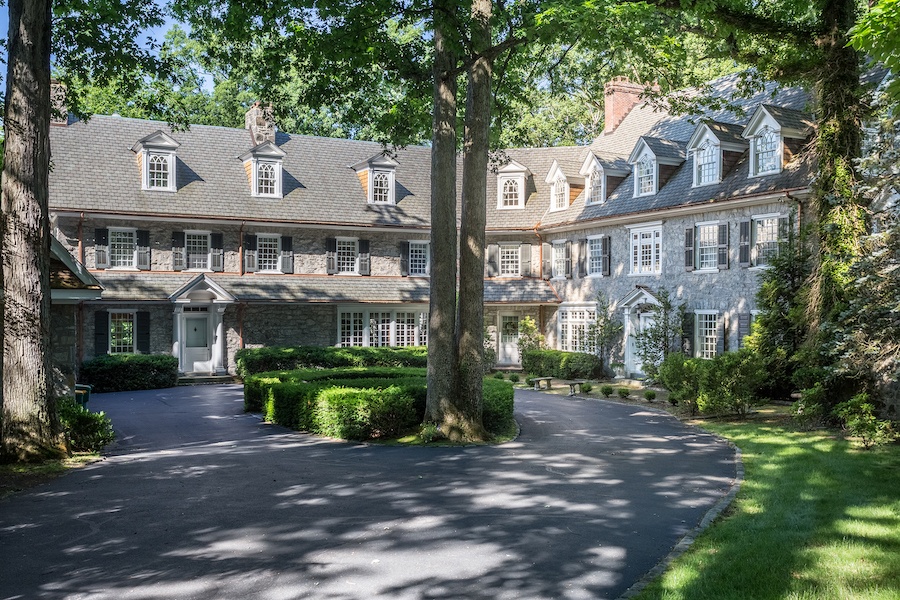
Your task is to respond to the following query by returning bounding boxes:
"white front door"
[498,315,520,365]
[184,315,212,373]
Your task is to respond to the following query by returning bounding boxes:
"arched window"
[148,154,169,188]
[636,156,655,195]
[553,174,567,210]
[256,162,277,196]
[373,171,391,203]
[588,167,603,204]
[695,142,718,185]
[502,178,520,207]
[755,127,779,174]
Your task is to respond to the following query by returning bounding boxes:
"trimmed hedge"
[314,386,418,440]
[235,345,428,378]
[80,354,179,393]
[521,349,601,380]
[482,378,515,433]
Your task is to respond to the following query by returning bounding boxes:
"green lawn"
[635,418,900,600]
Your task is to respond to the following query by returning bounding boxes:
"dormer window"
[753,127,780,175]
[500,177,521,208]
[552,174,568,210]
[695,142,719,186]
[629,136,686,198]
[496,159,530,209]
[636,155,656,196]
[743,105,812,178]
[587,167,603,205]
[132,130,180,192]
[580,153,628,206]
[351,154,399,205]
[239,141,286,198]
[545,160,580,212]
[372,171,393,204]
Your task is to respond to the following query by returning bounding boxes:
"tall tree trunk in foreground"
[454,0,492,441]
[425,0,461,428]
[1,0,62,460]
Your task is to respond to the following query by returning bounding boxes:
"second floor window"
[337,239,358,273]
[696,224,719,270]
[754,217,781,266]
[109,229,136,267]
[630,226,661,275]
[499,244,520,276]
[588,238,603,275]
[186,233,210,270]
[552,241,569,278]
[257,234,281,271]
[408,241,429,275]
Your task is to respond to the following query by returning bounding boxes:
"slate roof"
[91,272,559,304]
[704,121,747,147]
[760,104,815,133]
[640,137,687,161]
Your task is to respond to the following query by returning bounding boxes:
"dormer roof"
[350,153,400,173]
[131,130,180,153]
[742,104,814,139]
[628,136,686,165]
[544,159,584,185]
[579,152,630,177]
[496,159,531,177]
[238,141,286,162]
[688,120,748,152]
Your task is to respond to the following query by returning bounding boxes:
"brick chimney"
[50,79,68,126]
[245,102,276,145]
[604,78,648,134]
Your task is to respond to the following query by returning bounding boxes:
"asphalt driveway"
[0,385,737,600]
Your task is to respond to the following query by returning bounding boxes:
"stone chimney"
[604,78,649,134]
[50,79,68,126]
[245,101,276,145]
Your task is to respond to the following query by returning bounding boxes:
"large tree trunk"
[425,0,460,428]
[1,0,62,461]
[454,0,492,441]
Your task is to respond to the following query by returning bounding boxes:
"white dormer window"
[636,155,656,196]
[496,160,530,210]
[132,131,180,192]
[372,170,393,204]
[256,162,278,196]
[148,154,172,189]
[240,141,286,198]
[352,154,399,205]
[753,127,781,175]
[587,166,603,205]
[552,174,568,210]
[500,177,521,208]
[694,142,719,186]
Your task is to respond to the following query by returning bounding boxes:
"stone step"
[177,375,239,386]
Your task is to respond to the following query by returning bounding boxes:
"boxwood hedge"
[235,345,427,378]
[80,354,179,393]
[521,349,601,380]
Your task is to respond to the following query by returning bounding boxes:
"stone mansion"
[49,75,821,378]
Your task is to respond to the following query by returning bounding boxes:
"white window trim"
[408,240,430,277]
[694,220,720,273]
[250,158,283,198]
[256,233,282,273]
[692,142,721,187]
[585,168,605,206]
[750,127,783,177]
[628,224,662,276]
[586,234,605,278]
[550,176,570,212]
[694,310,720,360]
[141,150,176,192]
[184,230,213,272]
[557,303,599,353]
[749,213,785,270]
[337,305,429,347]
[108,227,138,270]
[498,243,521,277]
[551,241,567,280]
[496,175,525,209]
[368,169,396,205]
[109,310,137,354]
[633,153,657,197]
[336,236,360,275]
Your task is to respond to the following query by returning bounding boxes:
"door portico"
[619,286,661,378]
[169,274,236,375]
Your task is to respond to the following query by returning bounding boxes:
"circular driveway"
[0,385,736,600]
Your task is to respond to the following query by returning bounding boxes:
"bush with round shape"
[644,390,656,402]
[617,387,631,398]
[57,398,115,452]
[601,385,614,398]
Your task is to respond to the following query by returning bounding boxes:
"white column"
[212,305,227,375]
[172,304,184,374]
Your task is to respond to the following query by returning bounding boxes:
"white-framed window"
[586,167,603,205]
[499,244,520,276]
[753,127,781,176]
[372,170,393,204]
[109,312,135,354]
[257,234,281,272]
[754,217,781,266]
[142,152,175,191]
[408,241,429,276]
[109,228,137,268]
[551,175,568,210]
[695,311,719,359]
[629,225,662,275]
[696,223,719,271]
[552,241,568,278]
[588,237,604,276]
[185,231,211,270]
[636,155,656,196]
[339,306,429,347]
[337,238,359,274]
[694,142,719,186]
[558,306,597,353]
[497,175,525,209]
[256,162,278,196]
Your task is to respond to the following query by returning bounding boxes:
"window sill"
[749,264,773,271]
[627,271,661,277]
[496,205,524,210]
[693,268,718,274]
[336,272,361,276]
[186,268,213,273]
[749,169,780,178]
[256,270,283,275]
[585,273,605,278]
[109,267,140,272]
[143,187,176,193]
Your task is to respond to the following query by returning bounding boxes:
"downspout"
[239,220,245,275]
[77,212,84,263]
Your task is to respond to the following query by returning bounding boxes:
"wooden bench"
[532,377,553,391]
[564,380,588,396]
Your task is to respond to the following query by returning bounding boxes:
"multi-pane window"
[337,239,358,273]
[339,308,429,347]
[754,127,780,175]
[256,162,277,196]
[588,238,604,275]
[369,312,392,347]
[696,224,718,270]
[186,232,210,270]
[587,167,603,204]
[630,226,661,274]
[109,312,135,353]
[373,171,391,203]
[418,312,429,345]
[499,244,520,276]
[409,242,429,276]
[395,312,417,346]
[637,156,655,195]
[109,229,136,267]
[257,234,280,271]
[695,143,718,185]
[754,217,780,266]
[340,311,364,347]
[696,312,719,359]
[148,154,170,189]
[552,175,568,210]
[558,308,597,353]
[501,178,521,207]
[552,242,567,278]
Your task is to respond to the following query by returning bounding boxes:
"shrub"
[617,387,631,398]
[580,382,593,393]
[57,398,115,452]
[420,422,443,443]
[525,376,536,387]
[644,390,657,402]
[697,349,767,417]
[792,383,828,429]
[235,345,428,377]
[80,354,178,392]
[657,353,711,415]
[833,393,897,449]
[517,316,545,356]
[314,386,418,440]
[482,378,515,434]
[508,373,520,383]
[521,349,601,380]
[601,385,614,398]
[493,371,505,379]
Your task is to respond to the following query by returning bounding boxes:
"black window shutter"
[564,240,572,278]
[577,239,587,278]
[243,234,258,273]
[399,241,410,276]
[210,233,224,272]
[739,220,751,267]
[95,228,110,269]
[486,244,499,277]
[136,230,151,271]
[738,313,751,348]
[325,237,337,274]
[682,312,695,357]
[717,223,730,270]
[94,311,109,355]
[280,236,294,274]
[135,311,151,353]
[601,236,611,277]
[684,227,695,271]
[172,231,186,271]
[541,242,551,280]
[520,243,532,277]
[358,239,371,275]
